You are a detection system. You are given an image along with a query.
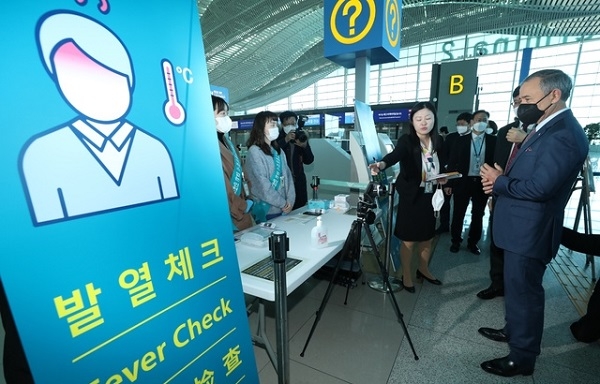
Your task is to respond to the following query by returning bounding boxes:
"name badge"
[425,181,433,193]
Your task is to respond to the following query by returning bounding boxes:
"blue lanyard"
[270,147,282,191]
[224,134,243,195]
[472,135,484,157]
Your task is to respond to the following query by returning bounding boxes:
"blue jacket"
[492,109,588,260]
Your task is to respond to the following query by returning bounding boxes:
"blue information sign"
[235,119,255,130]
[373,108,411,123]
[0,1,258,383]
[324,0,402,68]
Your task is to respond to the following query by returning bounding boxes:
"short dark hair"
[279,111,297,123]
[456,112,472,122]
[512,86,520,99]
[439,126,449,133]
[472,110,490,119]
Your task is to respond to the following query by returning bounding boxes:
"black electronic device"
[294,115,309,143]
[356,181,387,222]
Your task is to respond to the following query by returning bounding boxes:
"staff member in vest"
[212,96,254,231]
[245,111,295,223]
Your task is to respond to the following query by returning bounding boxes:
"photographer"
[276,111,314,209]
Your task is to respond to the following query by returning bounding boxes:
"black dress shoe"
[449,243,460,253]
[478,327,508,342]
[570,319,600,343]
[416,269,442,285]
[477,286,504,300]
[467,243,481,255]
[481,356,534,377]
[400,279,415,293]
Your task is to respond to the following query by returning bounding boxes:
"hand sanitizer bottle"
[311,216,328,248]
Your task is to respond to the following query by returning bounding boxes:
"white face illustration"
[53,41,131,122]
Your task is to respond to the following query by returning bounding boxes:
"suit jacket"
[493,109,589,260]
[494,120,520,168]
[447,133,496,192]
[381,133,447,204]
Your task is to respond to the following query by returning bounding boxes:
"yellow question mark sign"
[330,0,376,45]
[386,0,400,47]
[343,0,362,36]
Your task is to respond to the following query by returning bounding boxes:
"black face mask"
[517,91,553,125]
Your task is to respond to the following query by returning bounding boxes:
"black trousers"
[438,192,451,230]
[488,201,504,289]
[450,176,489,245]
[0,281,34,383]
[293,174,308,210]
[572,279,600,342]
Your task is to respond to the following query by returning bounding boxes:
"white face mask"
[472,122,487,133]
[485,127,494,135]
[283,125,296,134]
[513,107,519,117]
[456,125,469,135]
[432,187,445,217]
[265,127,279,142]
[215,116,232,133]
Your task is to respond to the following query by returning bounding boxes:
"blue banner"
[0,1,258,383]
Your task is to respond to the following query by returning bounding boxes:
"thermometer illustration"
[75,0,110,14]
[162,59,186,126]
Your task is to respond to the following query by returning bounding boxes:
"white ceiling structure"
[198,0,600,111]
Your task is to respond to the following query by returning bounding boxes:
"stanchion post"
[269,230,290,384]
[311,176,320,200]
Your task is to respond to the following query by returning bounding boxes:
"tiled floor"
[249,172,600,383]
[1,170,598,383]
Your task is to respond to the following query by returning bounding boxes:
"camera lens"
[297,131,308,142]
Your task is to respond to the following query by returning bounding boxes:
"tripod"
[300,192,419,360]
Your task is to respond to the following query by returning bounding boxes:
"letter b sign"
[449,75,464,95]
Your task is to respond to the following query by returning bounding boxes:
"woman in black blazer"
[371,102,447,292]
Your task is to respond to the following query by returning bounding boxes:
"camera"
[295,115,309,143]
[356,182,387,222]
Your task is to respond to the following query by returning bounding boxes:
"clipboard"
[426,172,462,181]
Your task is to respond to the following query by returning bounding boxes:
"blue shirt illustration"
[20,11,179,225]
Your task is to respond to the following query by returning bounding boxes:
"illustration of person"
[20,11,179,225]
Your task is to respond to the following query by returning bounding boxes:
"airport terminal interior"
[3,1,600,383]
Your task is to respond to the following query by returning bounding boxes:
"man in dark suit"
[276,111,314,209]
[477,87,528,300]
[446,110,496,255]
[437,112,472,234]
[479,69,589,377]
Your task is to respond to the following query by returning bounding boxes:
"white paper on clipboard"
[427,172,462,181]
